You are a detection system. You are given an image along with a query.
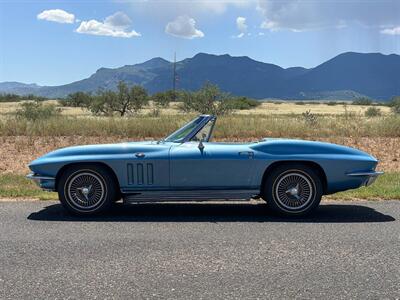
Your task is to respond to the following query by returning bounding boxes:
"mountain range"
[1,52,399,101]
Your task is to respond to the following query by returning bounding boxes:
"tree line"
[0,93,47,102]
[61,81,260,116]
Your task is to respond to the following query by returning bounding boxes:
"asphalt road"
[0,200,399,299]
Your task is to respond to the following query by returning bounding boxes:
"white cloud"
[165,15,204,39]
[257,0,400,32]
[129,0,254,19]
[260,20,278,31]
[381,26,400,35]
[76,12,141,38]
[104,11,132,29]
[195,0,251,14]
[37,9,75,24]
[235,16,248,38]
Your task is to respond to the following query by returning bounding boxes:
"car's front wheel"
[263,164,323,216]
[57,165,117,215]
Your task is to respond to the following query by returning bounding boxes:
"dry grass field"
[0,100,392,116]
[0,99,399,200]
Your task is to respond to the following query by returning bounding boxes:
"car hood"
[251,138,376,160]
[29,141,169,166]
[44,141,158,157]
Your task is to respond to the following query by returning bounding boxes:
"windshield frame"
[163,115,216,143]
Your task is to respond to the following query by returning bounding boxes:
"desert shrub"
[301,110,318,127]
[15,101,61,121]
[365,107,381,117]
[295,101,306,105]
[227,97,261,110]
[326,101,337,106]
[389,96,400,114]
[87,81,149,116]
[352,97,373,105]
[88,90,116,116]
[25,94,47,101]
[62,92,92,107]
[342,103,356,119]
[178,83,233,116]
[152,90,176,108]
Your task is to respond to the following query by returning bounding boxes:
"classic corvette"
[28,114,382,216]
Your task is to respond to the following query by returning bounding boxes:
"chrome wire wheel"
[273,171,314,211]
[65,171,107,210]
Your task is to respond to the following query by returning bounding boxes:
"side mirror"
[198,140,204,152]
[198,133,207,152]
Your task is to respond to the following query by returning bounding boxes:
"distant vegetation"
[61,81,260,117]
[227,97,261,110]
[352,97,373,106]
[2,81,400,138]
[295,101,349,106]
[61,92,92,108]
[365,107,381,117]
[0,93,47,102]
[152,90,177,108]
[389,96,400,114]
[15,101,60,121]
[179,83,234,116]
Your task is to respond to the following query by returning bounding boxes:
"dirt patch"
[1,136,398,175]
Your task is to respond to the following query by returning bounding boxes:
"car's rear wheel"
[263,164,322,216]
[57,165,117,215]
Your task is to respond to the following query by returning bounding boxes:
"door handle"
[238,151,254,159]
[135,152,145,158]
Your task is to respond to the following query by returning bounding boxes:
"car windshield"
[190,118,215,142]
[164,116,204,143]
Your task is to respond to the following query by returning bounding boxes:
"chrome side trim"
[346,171,383,187]
[347,171,384,177]
[123,189,259,203]
[26,173,56,181]
[26,173,56,191]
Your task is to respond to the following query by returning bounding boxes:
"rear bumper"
[347,171,384,186]
[26,173,56,191]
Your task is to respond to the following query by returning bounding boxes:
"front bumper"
[347,171,384,187]
[26,173,56,191]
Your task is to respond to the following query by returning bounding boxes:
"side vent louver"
[127,163,154,186]
[127,163,134,185]
[147,163,154,185]
[137,163,144,185]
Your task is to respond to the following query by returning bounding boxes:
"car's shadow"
[27,202,396,223]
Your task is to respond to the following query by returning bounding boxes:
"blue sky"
[0,0,399,86]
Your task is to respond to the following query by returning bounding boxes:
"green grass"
[326,172,400,200]
[0,173,399,201]
[0,174,57,200]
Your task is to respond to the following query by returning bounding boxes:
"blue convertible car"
[28,115,382,216]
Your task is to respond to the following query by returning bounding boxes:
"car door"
[169,141,256,189]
